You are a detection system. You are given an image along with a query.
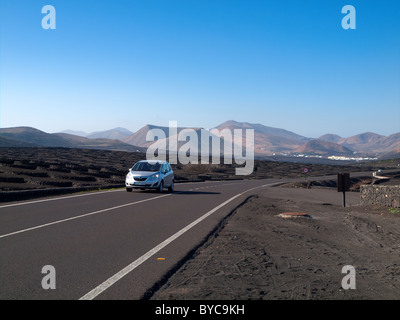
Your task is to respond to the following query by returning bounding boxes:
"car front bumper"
[125,177,161,189]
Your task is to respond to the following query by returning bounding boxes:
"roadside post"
[337,173,350,207]
[303,168,308,180]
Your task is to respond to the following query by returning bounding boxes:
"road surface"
[0,177,361,300]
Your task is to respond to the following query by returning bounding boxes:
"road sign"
[303,168,308,173]
[337,173,350,192]
[337,173,350,207]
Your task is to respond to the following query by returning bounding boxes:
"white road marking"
[0,180,241,209]
[0,188,124,209]
[0,194,171,239]
[79,182,279,300]
[79,193,243,300]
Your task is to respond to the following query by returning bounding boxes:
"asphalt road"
[0,175,364,300]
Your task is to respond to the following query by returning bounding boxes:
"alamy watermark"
[41,5,56,30]
[341,5,356,30]
[145,121,254,175]
[341,265,356,290]
[41,265,56,290]
[41,4,355,31]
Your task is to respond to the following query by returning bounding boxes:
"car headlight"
[126,172,132,179]
[147,173,159,181]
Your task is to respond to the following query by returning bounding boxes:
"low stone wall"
[360,185,400,208]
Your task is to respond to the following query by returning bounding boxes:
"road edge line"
[79,193,244,300]
[79,182,279,300]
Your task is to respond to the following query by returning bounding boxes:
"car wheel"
[168,180,174,193]
[126,187,132,192]
[157,180,164,193]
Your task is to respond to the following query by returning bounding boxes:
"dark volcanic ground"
[0,147,398,204]
[151,189,400,300]
[0,147,384,191]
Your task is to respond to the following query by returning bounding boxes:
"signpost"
[303,167,308,180]
[337,173,350,207]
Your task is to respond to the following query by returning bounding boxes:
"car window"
[132,161,161,172]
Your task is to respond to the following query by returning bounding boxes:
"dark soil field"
[0,148,141,191]
[0,147,396,202]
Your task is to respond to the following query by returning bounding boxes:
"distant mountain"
[338,132,386,153]
[52,133,145,152]
[318,134,342,144]
[379,148,400,160]
[123,121,311,157]
[2,124,399,159]
[59,127,133,140]
[123,121,400,158]
[123,125,225,157]
[0,127,74,148]
[215,120,309,143]
[59,130,88,137]
[317,132,399,155]
[0,136,40,148]
[377,132,400,154]
[123,125,203,148]
[294,140,353,155]
[376,133,400,159]
[213,120,311,155]
[86,127,133,140]
[0,127,144,153]
[123,125,157,147]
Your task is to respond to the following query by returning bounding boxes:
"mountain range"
[0,127,144,153]
[0,121,399,160]
[59,127,133,140]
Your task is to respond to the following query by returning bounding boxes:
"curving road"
[0,171,370,300]
[1,178,290,300]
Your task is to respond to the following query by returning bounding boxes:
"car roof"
[137,160,168,164]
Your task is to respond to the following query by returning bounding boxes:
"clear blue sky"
[0,0,399,138]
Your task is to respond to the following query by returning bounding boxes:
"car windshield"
[132,161,161,172]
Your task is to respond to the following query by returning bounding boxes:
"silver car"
[125,160,174,193]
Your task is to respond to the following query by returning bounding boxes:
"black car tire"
[126,187,132,192]
[168,180,174,193]
[157,180,164,193]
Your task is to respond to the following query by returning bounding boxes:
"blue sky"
[0,0,399,138]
